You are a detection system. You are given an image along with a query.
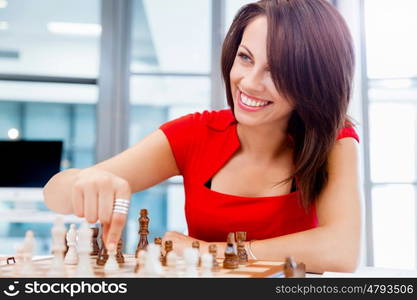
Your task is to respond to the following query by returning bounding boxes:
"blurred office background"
[0,0,415,271]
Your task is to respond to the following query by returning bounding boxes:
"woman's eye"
[238,52,251,62]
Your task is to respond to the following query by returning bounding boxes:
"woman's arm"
[248,137,362,273]
[43,129,180,246]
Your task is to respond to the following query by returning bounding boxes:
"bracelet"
[246,240,257,260]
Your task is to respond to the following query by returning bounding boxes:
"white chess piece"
[104,243,119,274]
[13,243,25,276]
[200,253,213,277]
[64,224,78,265]
[20,230,36,276]
[48,217,67,277]
[75,222,94,277]
[165,251,178,277]
[143,243,162,277]
[183,247,199,277]
[135,250,147,275]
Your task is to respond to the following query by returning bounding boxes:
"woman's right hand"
[71,168,131,248]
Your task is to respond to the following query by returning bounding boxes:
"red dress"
[160,109,359,242]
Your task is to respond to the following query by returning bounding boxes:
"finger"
[98,183,113,225]
[101,222,110,247]
[71,183,84,218]
[84,183,98,224]
[105,181,131,247]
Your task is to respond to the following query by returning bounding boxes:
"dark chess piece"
[135,209,149,258]
[162,240,173,266]
[209,244,220,271]
[116,238,125,264]
[154,237,163,263]
[236,231,248,264]
[223,232,239,269]
[96,236,108,266]
[283,257,306,278]
[90,227,100,256]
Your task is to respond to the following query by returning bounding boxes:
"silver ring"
[112,198,130,215]
[114,198,130,205]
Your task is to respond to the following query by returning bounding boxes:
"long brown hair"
[221,0,355,209]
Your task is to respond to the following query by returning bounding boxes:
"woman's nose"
[241,68,265,94]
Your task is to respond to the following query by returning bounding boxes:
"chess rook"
[223,232,239,269]
[236,231,248,264]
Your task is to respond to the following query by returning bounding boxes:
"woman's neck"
[236,121,290,164]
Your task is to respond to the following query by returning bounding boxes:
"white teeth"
[240,93,269,107]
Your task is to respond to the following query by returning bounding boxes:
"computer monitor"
[0,140,63,188]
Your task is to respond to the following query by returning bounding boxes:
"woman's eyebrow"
[239,44,254,58]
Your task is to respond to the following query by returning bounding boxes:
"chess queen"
[44,0,360,274]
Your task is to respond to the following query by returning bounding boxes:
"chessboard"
[0,255,286,278]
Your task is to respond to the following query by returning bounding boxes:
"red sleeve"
[159,112,201,175]
[337,126,359,143]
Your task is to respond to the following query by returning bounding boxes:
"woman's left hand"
[161,231,207,256]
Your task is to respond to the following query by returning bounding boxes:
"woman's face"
[230,16,295,128]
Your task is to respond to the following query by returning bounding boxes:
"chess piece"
[48,217,67,277]
[200,253,213,277]
[283,257,306,278]
[76,222,94,277]
[209,244,220,272]
[223,232,239,269]
[96,235,108,266]
[183,247,199,277]
[90,227,100,256]
[236,231,248,264]
[135,209,150,257]
[116,238,125,264]
[20,231,36,276]
[165,251,178,277]
[154,237,163,263]
[134,250,147,274]
[162,240,173,266]
[13,244,25,276]
[104,244,119,274]
[64,224,78,265]
[192,240,201,266]
[143,243,163,277]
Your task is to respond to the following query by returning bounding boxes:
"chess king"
[44,0,361,274]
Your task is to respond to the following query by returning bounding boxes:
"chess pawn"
[64,224,78,265]
[143,243,163,277]
[13,244,25,276]
[208,244,220,272]
[104,244,119,275]
[200,253,213,277]
[134,250,147,274]
[223,232,239,269]
[183,247,199,277]
[116,238,125,264]
[191,240,201,266]
[284,257,306,278]
[20,231,36,276]
[162,240,173,266]
[96,238,108,266]
[90,227,100,256]
[135,209,149,257]
[154,237,163,263]
[48,217,67,277]
[236,231,248,264]
[165,251,178,277]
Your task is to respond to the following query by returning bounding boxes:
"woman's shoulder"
[161,109,236,132]
[337,122,359,143]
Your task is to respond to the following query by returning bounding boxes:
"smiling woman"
[44,0,360,274]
